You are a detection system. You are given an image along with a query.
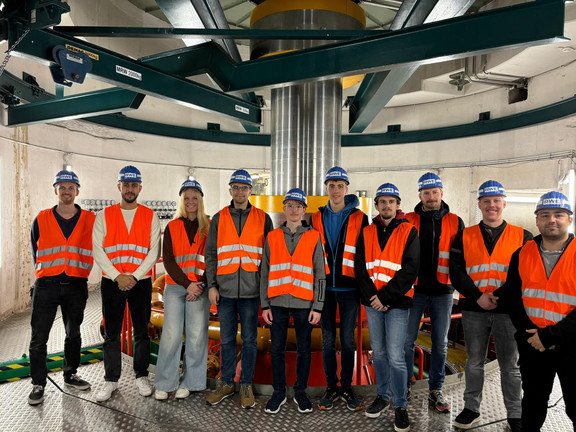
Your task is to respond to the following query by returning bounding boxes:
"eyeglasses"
[285,203,305,210]
[231,185,250,191]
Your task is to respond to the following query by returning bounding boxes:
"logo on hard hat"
[123,172,138,179]
[327,171,344,178]
[380,188,396,194]
[482,186,500,193]
[421,179,438,187]
[541,198,567,206]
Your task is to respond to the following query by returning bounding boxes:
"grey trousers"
[462,310,522,418]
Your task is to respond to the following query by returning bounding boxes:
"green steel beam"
[349,0,475,133]
[11,29,261,125]
[53,26,384,40]
[7,88,145,126]
[223,0,566,92]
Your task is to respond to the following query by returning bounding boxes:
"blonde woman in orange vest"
[92,166,161,402]
[495,192,575,432]
[154,180,210,401]
[450,181,532,431]
[204,169,274,408]
[259,188,326,415]
[354,183,419,432]
[28,170,95,406]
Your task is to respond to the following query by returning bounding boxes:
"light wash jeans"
[404,292,453,390]
[154,284,210,392]
[365,306,409,409]
[462,310,522,418]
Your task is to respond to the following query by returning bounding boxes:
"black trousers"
[101,277,152,382]
[29,279,88,386]
[517,337,576,432]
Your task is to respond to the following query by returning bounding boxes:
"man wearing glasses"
[205,169,274,409]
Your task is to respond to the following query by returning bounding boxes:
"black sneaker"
[264,391,286,414]
[64,374,91,390]
[507,418,521,432]
[341,387,361,411]
[454,408,480,429]
[293,392,313,414]
[394,407,410,432]
[318,386,339,410]
[28,385,45,405]
[365,395,389,418]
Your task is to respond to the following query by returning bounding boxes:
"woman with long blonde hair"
[154,180,211,400]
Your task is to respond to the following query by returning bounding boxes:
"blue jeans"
[270,306,313,394]
[29,279,88,386]
[365,306,409,409]
[404,292,453,390]
[321,290,359,389]
[154,284,210,392]
[462,310,522,417]
[217,296,259,386]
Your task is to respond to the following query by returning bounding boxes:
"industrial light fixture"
[63,153,72,171]
[188,167,195,181]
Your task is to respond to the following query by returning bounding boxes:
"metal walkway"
[0,290,571,432]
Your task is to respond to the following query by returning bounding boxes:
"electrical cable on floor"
[46,375,162,426]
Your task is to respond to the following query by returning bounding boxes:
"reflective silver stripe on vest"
[218,257,240,267]
[342,258,355,268]
[293,279,314,291]
[523,288,545,299]
[35,258,66,270]
[182,266,204,276]
[241,244,263,254]
[175,254,205,264]
[269,276,292,287]
[546,291,576,306]
[344,245,356,254]
[466,264,490,274]
[36,246,66,257]
[438,265,449,274]
[490,263,509,273]
[110,256,145,265]
[292,264,313,275]
[379,260,402,272]
[217,244,240,254]
[243,257,261,267]
[270,263,291,272]
[67,246,93,257]
[372,273,392,283]
[439,251,450,259]
[104,244,149,254]
[488,278,504,288]
[68,259,93,270]
[524,306,544,318]
[473,279,489,288]
[545,310,568,323]
[366,261,375,270]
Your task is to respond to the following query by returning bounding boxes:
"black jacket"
[409,201,464,296]
[312,206,369,290]
[355,217,420,309]
[495,235,576,352]
[450,221,532,312]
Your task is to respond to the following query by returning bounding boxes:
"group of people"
[28,165,575,432]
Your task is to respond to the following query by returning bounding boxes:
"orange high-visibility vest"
[165,218,209,285]
[35,209,95,278]
[519,239,576,328]
[216,206,265,275]
[461,223,524,296]
[267,228,320,301]
[405,212,459,285]
[103,204,154,277]
[363,222,414,298]
[312,210,364,277]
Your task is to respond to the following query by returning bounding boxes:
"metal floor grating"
[0,290,571,431]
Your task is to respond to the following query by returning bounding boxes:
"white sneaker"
[96,381,118,402]
[135,377,153,397]
[154,390,168,400]
[175,387,190,399]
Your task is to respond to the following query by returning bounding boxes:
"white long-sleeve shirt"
[92,205,161,281]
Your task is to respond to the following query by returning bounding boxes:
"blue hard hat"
[283,188,307,206]
[229,169,252,186]
[53,170,80,187]
[535,191,573,214]
[118,165,142,182]
[477,180,506,199]
[418,172,443,190]
[324,166,349,185]
[179,179,203,197]
[375,183,401,199]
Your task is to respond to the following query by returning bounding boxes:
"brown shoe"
[206,380,235,405]
[240,385,256,409]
